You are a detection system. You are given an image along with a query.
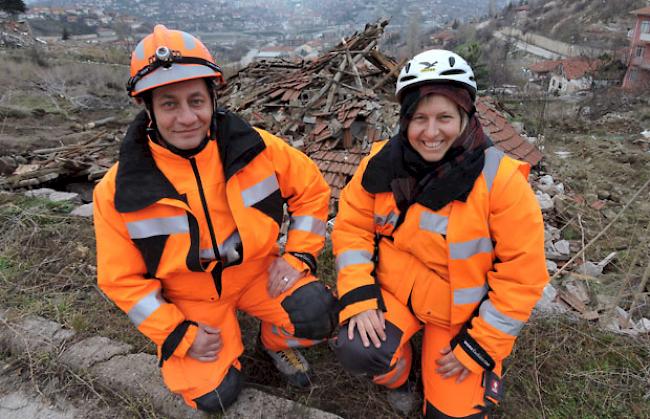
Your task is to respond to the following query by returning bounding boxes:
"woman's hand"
[348,309,387,348]
[187,323,222,362]
[435,345,470,383]
[267,256,303,298]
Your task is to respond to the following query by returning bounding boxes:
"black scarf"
[363,114,491,221]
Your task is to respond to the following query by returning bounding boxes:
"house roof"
[631,6,650,16]
[476,97,543,166]
[528,60,561,73]
[561,58,602,80]
[528,58,601,80]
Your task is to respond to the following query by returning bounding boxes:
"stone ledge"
[0,309,341,418]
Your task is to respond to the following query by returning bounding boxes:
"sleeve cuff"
[173,323,197,358]
[452,344,485,374]
[339,299,379,324]
[282,252,310,274]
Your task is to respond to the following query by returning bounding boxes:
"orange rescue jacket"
[94,110,330,363]
[333,140,548,373]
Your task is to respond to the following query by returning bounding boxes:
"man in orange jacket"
[93,25,337,413]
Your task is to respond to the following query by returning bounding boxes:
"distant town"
[19,0,509,63]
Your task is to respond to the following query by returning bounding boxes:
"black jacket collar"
[115,109,266,213]
[361,137,397,194]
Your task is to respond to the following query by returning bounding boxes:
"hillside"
[508,0,646,50]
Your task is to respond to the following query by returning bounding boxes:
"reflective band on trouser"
[241,175,279,207]
[127,215,189,239]
[128,288,165,327]
[453,284,489,305]
[289,215,326,236]
[135,63,218,94]
[374,211,399,228]
[449,238,493,260]
[374,357,407,387]
[200,231,242,263]
[336,250,373,271]
[419,212,448,235]
[479,300,524,336]
[482,146,505,193]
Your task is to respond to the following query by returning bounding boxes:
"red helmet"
[126,24,223,97]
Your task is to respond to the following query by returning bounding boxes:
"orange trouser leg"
[421,323,503,418]
[160,298,243,409]
[237,273,331,351]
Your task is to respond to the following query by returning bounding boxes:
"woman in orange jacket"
[93,25,337,413]
[331,49,549,418]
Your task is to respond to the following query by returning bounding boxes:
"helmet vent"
[449,57,455,67]
[440,69,466,76]
[399,75,417,82]
[405,63,411,73]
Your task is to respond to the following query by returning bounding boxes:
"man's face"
[151,78,213,150]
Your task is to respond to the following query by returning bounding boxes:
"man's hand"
[348,309,386,348]
[187,323,222,362]
[435,345,470,383]
[267,256,303,298]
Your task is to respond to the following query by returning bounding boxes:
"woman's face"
[406,94,463,162]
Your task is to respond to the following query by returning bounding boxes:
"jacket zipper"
[189,157,223,296]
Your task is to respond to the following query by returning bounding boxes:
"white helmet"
[395,49,477,101]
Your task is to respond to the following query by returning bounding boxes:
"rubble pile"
[0,130,119,190]
[0,19,541,207]
[530,173,650,336]
[219,19,541,207]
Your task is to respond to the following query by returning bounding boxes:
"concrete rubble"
[0,19,541,213]
[0,309,341,418]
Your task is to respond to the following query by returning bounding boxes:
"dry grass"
[0,191,649,418]
[0,49,129,119]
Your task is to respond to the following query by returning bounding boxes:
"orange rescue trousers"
[162,257,334,409]
[333,289,503,418]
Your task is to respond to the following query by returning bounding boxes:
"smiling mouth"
[174,128,202,134]
[421,140,445,151]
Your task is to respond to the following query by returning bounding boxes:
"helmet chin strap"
[141,81,220,158]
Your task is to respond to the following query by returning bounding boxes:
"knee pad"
[331,321,403,376]
[281,281,339,340]
[193,366,243,413]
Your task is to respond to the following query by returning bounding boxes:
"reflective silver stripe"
[449,238,493,260]
[336,250,372,271]
[479,300,524,336]
[375,211,399,228]
[272,325,293,337]
[287,339,301,348]
[419,212,448,235]
[127,289,165,327]
[199,248,215,260]
[289,215,326,236]
[482,147,505,193]
[241,175,280,207]
[453,284,489,305]
[181,31,196,49]
[126,215,189,239]
[134,40,145,60]
[135,63,218,94]
[200,231,242,263]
